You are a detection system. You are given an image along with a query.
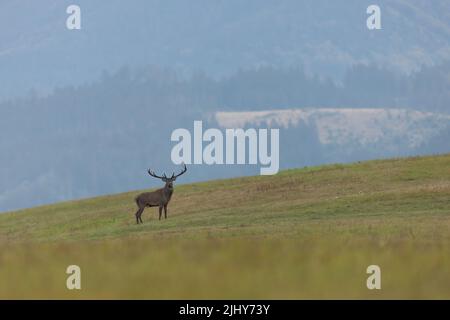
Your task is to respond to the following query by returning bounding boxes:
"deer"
[134,163,187,224]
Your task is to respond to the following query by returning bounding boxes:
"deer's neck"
[164,185,174,198]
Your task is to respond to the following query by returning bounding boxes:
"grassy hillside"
[0,154,449,299]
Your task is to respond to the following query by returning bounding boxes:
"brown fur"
[134,164,186,224]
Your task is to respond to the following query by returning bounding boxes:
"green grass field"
[0,154,449,299]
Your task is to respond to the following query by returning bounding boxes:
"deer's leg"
[135,207,144,224]
[164,204,168,219]
[158,206,162,220]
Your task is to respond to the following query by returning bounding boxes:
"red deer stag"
[134,163,187,224]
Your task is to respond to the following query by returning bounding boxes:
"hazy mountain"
[1,0,450,100]
[213,108,450,165]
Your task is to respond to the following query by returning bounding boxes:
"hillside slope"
[0,154,449,299]
[1,154,449,243]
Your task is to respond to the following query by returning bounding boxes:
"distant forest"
[2,60,450,115]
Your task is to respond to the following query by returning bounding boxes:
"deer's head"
[147,163,187,189]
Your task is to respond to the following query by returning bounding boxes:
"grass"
[0,154,449,299]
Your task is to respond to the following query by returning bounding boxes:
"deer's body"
[136,186,173,208]
[134,164,186,224]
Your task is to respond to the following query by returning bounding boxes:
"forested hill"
[1,0,450,100]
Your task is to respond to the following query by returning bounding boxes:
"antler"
[148,164,186,181]
[172,163,187,179]
[147,168,166,180]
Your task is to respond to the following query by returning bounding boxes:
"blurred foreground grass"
[0,154,449,299]
[1,238,449,299]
